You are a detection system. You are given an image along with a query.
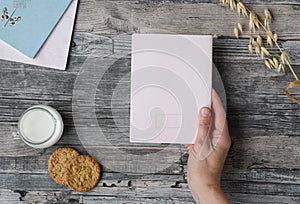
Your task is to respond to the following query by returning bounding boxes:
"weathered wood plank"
[0,189,20,203]
[232,136,300,169]
[75,1,300,39]
[0,173,299,197]
[1,145,300,186]
[0,189,195,204]
[0,34,299,127]
[227,193,300,204]
[1,189,300,204]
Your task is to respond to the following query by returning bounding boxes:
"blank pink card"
[130,34,212,144]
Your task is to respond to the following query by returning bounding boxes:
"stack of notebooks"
[0,0,78,70]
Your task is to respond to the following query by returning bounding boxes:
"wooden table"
[1,0,299,203]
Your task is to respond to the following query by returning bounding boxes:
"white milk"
[18,105,64,148]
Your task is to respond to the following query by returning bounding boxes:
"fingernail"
[201,108,211,117]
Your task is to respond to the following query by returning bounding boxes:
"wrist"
[194,184,229,204]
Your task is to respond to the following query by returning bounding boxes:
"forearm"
[192,185,230,204]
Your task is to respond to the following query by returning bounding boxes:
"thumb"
[195,107,212,145]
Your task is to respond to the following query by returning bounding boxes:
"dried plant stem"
[243,6,299,81]
[222,0,300,104]
[285,81,300,104]
[259,27,299,81]
[255,19,299,80]
[255,20,299,81]
[286,62,299,81]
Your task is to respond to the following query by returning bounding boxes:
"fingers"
[212,90,226,130]
[195,107,212,145]
[189,90,231,156]
[211,90,231,152]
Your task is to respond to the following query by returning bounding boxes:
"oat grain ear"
[256,35,262,46]
[237,23,243,33]
[234,27,239,38]
[223,0,299,104]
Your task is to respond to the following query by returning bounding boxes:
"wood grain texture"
[75,1,300,40]
[0,0,300,203]
[1,32,300,202]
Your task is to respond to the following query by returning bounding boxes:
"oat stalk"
[221,0,300,104]
[253,13,299,81]
[243,2,297,80]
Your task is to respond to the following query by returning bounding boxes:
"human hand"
[187,90,231,204]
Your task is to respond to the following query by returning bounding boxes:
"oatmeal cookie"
[65,155,101,192]
[48,147,80,186]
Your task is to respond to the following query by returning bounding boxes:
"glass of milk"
[18,105,64,148]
